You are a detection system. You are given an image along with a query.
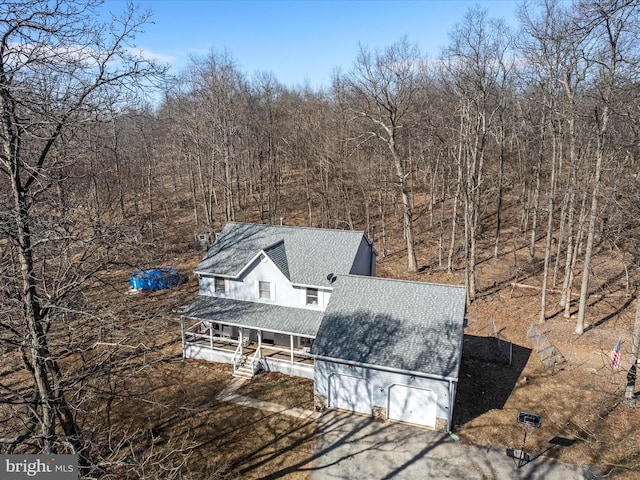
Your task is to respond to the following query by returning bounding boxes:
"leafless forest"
[2,0,640,477]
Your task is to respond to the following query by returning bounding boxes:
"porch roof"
[182,295,324,337]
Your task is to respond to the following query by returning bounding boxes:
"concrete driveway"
[311,411,592,480]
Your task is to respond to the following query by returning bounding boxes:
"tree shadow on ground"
[545,292,634,332]
[253,411,450,480]
[235,300,464,479]
[453,337,531,426]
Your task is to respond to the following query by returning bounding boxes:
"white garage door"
[388,385,437,428]
[328,374,372,415]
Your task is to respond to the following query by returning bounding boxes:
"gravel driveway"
[310,410,591,480]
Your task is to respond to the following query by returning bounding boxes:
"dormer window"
[306,288,319,305]
[214,277,226,294]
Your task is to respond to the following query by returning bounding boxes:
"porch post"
[258,330,262,358]
[209,322,213,349]
[239,329,244,355]
[290,335,294,364]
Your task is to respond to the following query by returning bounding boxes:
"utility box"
[194,232,212,250]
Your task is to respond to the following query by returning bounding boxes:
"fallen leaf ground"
[5,213,638,479]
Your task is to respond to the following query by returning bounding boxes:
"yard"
[21,232,637,479]
[101,356,318,479]
[76,276,637,479]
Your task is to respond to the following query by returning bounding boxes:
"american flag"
[611,340,622,369]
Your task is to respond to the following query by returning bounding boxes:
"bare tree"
[625,294,640,405]
[441,6,512,301]
[171,51,248,227]
[339,37,427,273]
[248,71,286,224]
[0,0,162,466]
[519,0,574,323]
[575,0,639,334]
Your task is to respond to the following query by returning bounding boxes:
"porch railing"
[231,342,242,372]
[184,323,313,369]
[249,348,261,374]
[184,321,240,349]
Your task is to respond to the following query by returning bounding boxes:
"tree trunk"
[575,149,603,335]
[448,158,462,273]
[564,190,587,319]
[529,110,546,262]
[390,137,418,273]
[539,129,558,323]
[559,159,577,308]
[494,121,505,259]
[438,171,446,267]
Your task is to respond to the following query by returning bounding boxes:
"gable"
[311,275,466,379]
[239,251,292,285]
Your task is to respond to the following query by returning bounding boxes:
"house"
[181,222,466,431]
[181,222,375,378]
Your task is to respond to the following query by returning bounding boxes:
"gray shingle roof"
[194,222,370,286]
[182,295,324,337]
[310,275,466,379]
[264,241,290,280]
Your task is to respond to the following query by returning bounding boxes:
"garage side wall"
[314,359,452,430]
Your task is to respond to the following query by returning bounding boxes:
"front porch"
[181,319,315,379]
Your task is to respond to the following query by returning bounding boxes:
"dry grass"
[89,216,639,479]
[236,372,315,410]
[84,356,316,479]
[5,197,640,478]
[70,273,319,479]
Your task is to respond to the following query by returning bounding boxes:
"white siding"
[314,360,452,427]
[182,344,314,379]
[295,285,331,310]
[329,374,372,414]
[199,254,331,310]
[198,275,229,297]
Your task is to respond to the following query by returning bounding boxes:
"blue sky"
[104,0,520,89]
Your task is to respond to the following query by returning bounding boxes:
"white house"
[181,222,466,431]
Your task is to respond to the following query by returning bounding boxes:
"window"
[214,277,226,294]
[258,281,271,300]
[306,288,319,305]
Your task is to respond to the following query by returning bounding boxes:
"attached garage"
[388,385,437,428]
[311,276,466,432]
[329,374,372,414]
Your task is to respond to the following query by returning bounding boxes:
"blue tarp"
[129,267,181,291]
